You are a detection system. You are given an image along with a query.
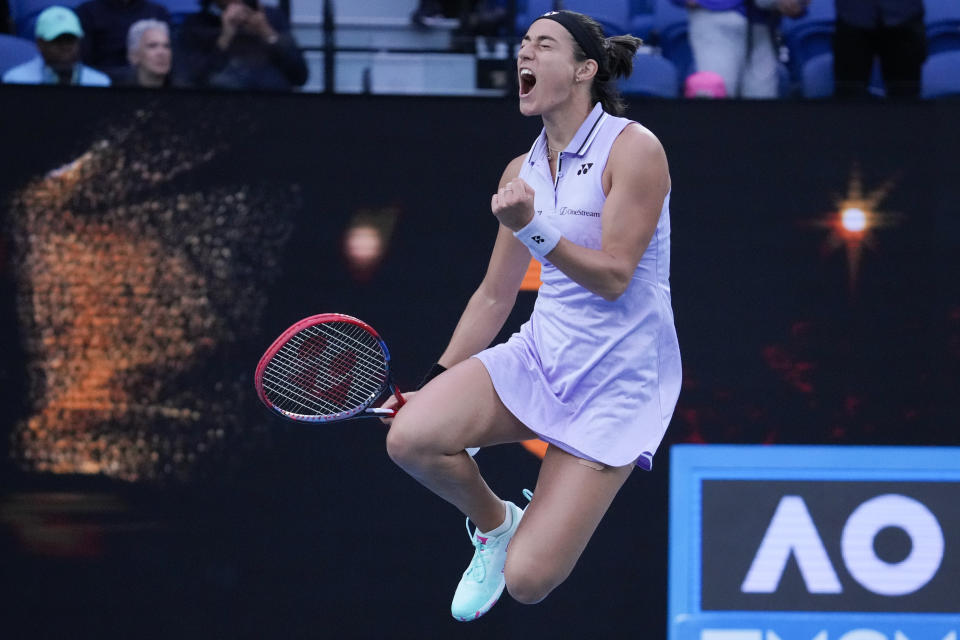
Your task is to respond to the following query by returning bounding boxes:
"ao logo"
[742,494,945,596]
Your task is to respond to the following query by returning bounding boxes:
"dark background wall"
[0,86,957,638]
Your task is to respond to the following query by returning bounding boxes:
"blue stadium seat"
[802,53,889,98]
[159,0,201,26]
[619,51,678,97]
[11,0,86,39]
[0,33,40,75]
[652,0,692,79]
[781,0,835,33]
[925,0,960,26]
[515,1,653,39]
[776,61,792,97]
[514,0,555,36]
[781,0,835,81]
[629,0,654,40]
[801,51,833,98]
[922,49,960,97]
[561,0,631,36]
[925,0,960,55]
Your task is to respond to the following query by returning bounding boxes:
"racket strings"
[265,348,385,411]
[268,348,385,392]
[262,352,383,411]
[263,366,379,411]
[261,321,389,416]
[270,328,388,392]
[288,324,387,379]
[263,352,383,415]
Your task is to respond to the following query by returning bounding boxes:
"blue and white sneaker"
[451,490,533,622]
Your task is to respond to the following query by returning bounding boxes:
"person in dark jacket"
[75,0,169,74]
[833,0,927,98]
[177,0,307,90]
[2,0,13,34]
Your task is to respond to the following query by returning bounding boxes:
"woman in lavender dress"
[383,10,681,622]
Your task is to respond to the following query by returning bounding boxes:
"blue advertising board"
[669,445,960,640]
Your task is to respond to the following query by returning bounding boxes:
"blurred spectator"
[75,0,169,74]
[177,0,307,90]
[411,0,464,28]
[834,0,926,98]
[412,0,509,37]
[683,0,807,98]
[111,18,172,86]
[458,0,510,37]
[2,0,13,34]
[2,6,110,85]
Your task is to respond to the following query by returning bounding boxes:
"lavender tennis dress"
[474,103,682,469]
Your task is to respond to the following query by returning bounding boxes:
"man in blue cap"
[3,5,111,85]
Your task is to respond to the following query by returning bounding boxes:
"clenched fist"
[491,178,536,231]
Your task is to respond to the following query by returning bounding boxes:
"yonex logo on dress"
[577,163,594,175]
[531,235,544,244]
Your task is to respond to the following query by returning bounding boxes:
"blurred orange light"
[810,166,898,292]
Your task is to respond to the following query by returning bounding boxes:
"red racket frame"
[254,313,406,423]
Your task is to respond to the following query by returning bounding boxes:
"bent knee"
[384,417,423,469]
[384,410,448,471]
[504,560,567,605]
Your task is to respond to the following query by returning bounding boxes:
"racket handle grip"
[366,408,397,417]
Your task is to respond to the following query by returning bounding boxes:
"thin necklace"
[547,145,563,161]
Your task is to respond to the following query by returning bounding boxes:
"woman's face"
[517,18,582,116]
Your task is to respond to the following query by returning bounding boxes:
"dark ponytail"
[594,35,643,116]
[560,12,643,116]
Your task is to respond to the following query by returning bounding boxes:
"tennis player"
[383,9,682,621]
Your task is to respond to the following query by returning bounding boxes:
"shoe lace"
[466,489,533,582]
[464,518,488,582]
[463,490,533,583]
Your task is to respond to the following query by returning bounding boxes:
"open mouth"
[519,68,536,96]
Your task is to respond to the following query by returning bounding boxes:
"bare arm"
[493,124,670,301]
[437,155,533,367]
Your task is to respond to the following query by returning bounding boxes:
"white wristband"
[513,214,561,258]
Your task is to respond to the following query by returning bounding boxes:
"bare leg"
[503,445,634,604]
[385,358,536,532]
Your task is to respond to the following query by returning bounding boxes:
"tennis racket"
[254,313,404,423]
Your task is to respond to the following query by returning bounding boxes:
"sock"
[478,501,512,538]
